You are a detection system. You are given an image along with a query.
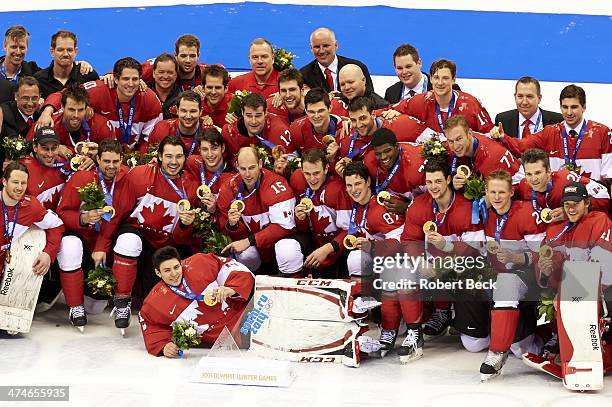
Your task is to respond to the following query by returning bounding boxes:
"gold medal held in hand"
[456,165,471,178]
[102,205,116,219]
[376,191,391,205]
[203,291,218,306]
[70,156,83,171]
[75,141,89,155]
[540,208,553,224]
[539,245,554,259]
[343,234,357,250]
[423,220,437,234]
[197,185,211,199]
[300,197,314,212]
[271,145,286,160]
[230,200,245,213]
[486,240,500,254]
[177,199,191,211]
[340,157,352,165]
[322,135,336,145]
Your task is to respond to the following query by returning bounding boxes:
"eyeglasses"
[17,95,40,102]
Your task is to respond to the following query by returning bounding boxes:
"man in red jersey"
[139,246,254,357]
[217,147,296,273]
[228,38,279,98]
[55,139,128,331]
[384,59,493,134]
[491,84,612,182]
[200,65,232,128]
[266,68,306,126]
[93,136,198,334]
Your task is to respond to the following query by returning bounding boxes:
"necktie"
[26,117,34,128]
[569,129,578,137]
[521,119,532,139]
[408,89,416,98]
[324,68,334,92]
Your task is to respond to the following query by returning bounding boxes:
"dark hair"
[486,169,513,190]
[200,127,224,147]
[177,90,202,107]
[301,148,327,168]
[304,88,330,109]
[15,76,40,93]
[424,158,450,178]
[157,136,187,159]
[430,59,456,79]
[393,44,420,65]
[61,83,89,107]
[521,148,550,171]
[3,161,28,180]
[515,76,541,96]
[278,68,304,89]
[51,30,77,48]
[153,53,178,72]
[97,138,123,158]
[242,93,266,112]
[4,26,29,43]
[559,84,586,108]
[203,64,230,86]
[371,128,398,148]
[444,115,470,134]
[343,161,370,182]
[348,96,374,114]
[152,246,181,270]
[113,57,142,78]
[175,34,201,54]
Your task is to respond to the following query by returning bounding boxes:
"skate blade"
[480,371,501,382]
[399,350,423,364]
[76,326,85,334]
[120,328,126,337]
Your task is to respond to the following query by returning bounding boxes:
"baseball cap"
[34,126,60,145]
[560,182,588,203]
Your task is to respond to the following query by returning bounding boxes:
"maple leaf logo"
[135,200,176,233]
[311,207,335,233]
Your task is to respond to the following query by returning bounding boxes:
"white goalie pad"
[254,276,357,322]
[248,316,363,367]
[0,227,47,333]
[557,261,604,391]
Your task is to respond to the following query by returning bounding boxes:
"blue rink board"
[0,2,610,83]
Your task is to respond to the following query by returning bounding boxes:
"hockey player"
[284,149,351,277]
[200,65,232,128]
[217,147,296,272]
[266,68,306,126]
[516,148,609,224]
[139,246,254,357]
[227,38,279,98]
[55,139,128,331]
[94,136,198,334]
[491,85,612,182]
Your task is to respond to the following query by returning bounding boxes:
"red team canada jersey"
[146,119,201,156]
[393,90,494,133]
[22,155,70,210]
[45,80,163,149]
[95,163,198,252]
[25,111,114,151]
[0,195,64,265]
[140,59,206,91]
[56,167,129,252]
[227,70,280,98]
[184,156,235,197]
[501,120,612,181]
[139,254,254,356]
[354,196,404,241]
[484,201,546,273]
[201,93,233,128]
[380,114,437,144]
[217,169,296,254]
[289,115,343,154]
[364,143,426,201]
[266,96,306,126]
[515,169,610,213]
[221,115,293,158]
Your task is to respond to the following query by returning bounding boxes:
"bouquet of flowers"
[254,145,274,171]
[287,156,302,175]
[171,319,202,356]
[227,90,251,117]
[193,207,232,256]
[77,181,106,211]
[537,289,556,322]
[2,135,31,161]
[85,264,116,297]
[562,162,582,175]
[273,46,297,72]
[421,134,448,162]
[463,174,486,201]
[122,143,159,168]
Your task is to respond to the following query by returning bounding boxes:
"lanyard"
[64,119,91,146]
[235,176,261,202]
[161,170,187,200]
[1,198,19,253]
[494,212,509,243]
[547,222,574,243]
[432,190,454,227]
[450,136,478,175]
[97,167,115,206]
[200,162,226,188]
[561,121,587,165]
[255,134,276,150]
[435,91,456,131]
[176,127,199,157]
[314,116,337,146]
[375,147,402,193]
[117,97,136,144]
[348,202,368,235]
[518,110,542,140]
[35,155,72,177]
[530,179,552,212]
[347,118,381,160]
[167,277,204,301]
[304,175,329,200]
[0,63,21,83]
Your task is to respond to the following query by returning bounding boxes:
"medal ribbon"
[167,277,204,301]
[435,91,456,131]
[348,202,368,235]
[200,162,226,189]
[432,190,454,227]
[530,178,553,213]
[546,222,574,244]
[561,121,587,166]
[234,176,261,202]
[161,170,187,200]
[176,127,199,157]
[1,198,19,255]
[494,212,509,243]
[117,97,136,145]
[375,147,402,193]
[0,63,21,83]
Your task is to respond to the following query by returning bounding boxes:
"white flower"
[185,327,196,337]
[15,141,23,150]
[96,280,105,288]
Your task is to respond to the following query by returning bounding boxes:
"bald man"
[217,147,296,273]
[300,27,374,94]
[330,64,388,116]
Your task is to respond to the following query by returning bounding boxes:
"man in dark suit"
[0,26,41,104]
[494,76,563,139]
[300,27,374,94]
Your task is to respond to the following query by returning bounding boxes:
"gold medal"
[177,199,191,211]
[376,191,391,205]
[540,208,553,224]
[539,245,554,259]
[197,185,211,199]
[322,135,336,145]
[423,220,438,234]
[271,145,286,160]
[340,157,352,165]
[230,200,245,213]
[102,205,116,219]
[70,156,83,171]
[457,165,471,178]
[486,240,500,254]
[75,141,89,155]
[343,234,357,250]
[203,291,218,306]
[300,197,314,212]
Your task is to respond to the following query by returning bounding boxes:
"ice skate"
[69,305,87,333]
[110,297,131,336]
[378,329,397,357]
[423,308,452,339]
[540,333,559,360]
[398,327,423,364]
[480,350,508,381]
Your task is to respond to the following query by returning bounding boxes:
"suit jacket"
[300,55,374,93]
[384,73,461,104]
[0,57,41,104]
[0,100,40,172]
[494,108,564,138]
